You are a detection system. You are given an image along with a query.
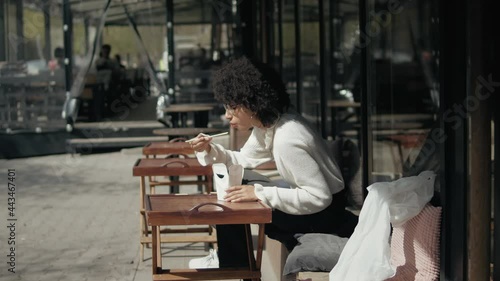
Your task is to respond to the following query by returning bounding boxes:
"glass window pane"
[329,0,361,140]
[300,0,320,131]
[367,0,440,185]
[281,0,297,110]
[0,2,66,131]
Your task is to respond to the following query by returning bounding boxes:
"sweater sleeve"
[195,129,273,168]
[253,138,335,215]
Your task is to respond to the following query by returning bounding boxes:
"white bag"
[329,171,436,281]
[212,163,244,201]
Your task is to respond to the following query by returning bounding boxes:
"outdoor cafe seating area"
[130,128,277,281]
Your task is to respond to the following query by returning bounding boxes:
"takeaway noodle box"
[212,163,244,201]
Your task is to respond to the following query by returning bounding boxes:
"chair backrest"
[327,137,363,210]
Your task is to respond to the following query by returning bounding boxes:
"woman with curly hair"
[188,56,357,270]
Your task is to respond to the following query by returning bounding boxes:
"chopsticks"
[185,132,229,143]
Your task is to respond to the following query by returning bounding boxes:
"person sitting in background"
[48,47,64,71]
[187,57,358,273]
[95,44,131,114]
[96,44,118,71]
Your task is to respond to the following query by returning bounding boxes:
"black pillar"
[239,0,256,59]
[439,0,468,278]
[43,0,51,61]
[62,0,73,95]
[495,70,500,280]
[165,0,175,102]
[0,0,5,61]
[318,0,327,138]
[294,0,302,113]
[359,0,373,194]
[15,0,24,61]
[261,0,273,64]
[277,0,283,74]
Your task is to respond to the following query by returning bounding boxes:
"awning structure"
[57,0,225,128]
[53,0,231,26]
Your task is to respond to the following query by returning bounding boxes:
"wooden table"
[145,194,272,281]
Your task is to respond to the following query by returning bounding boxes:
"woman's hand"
[224,185,258,202]
[189,133,212,153]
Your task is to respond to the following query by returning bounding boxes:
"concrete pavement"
[0,148,216,281]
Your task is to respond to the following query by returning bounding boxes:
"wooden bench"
[67,136,168,154]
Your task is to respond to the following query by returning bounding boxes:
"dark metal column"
[277,0,283,74]
[0,0,5,61]
[165,0,175,103]
[259,0,266,62]
[359,0,372,193]
[294,0,302,113]
[62,0,73,97]
[261,0,273,64]
[239,0,256,59]
[490,0,500,278]
[318,0,327,138]
[495,79,500,281]
[15,0,24,61]
[43,0,51,61]
[439,0,468,278]
[328,0,335,85]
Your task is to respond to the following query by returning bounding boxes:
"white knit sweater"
[196,112,344,215]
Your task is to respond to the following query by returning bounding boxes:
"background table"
[152,127,221,138]
[163,103,217,127]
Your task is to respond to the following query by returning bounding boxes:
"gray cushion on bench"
[283,233,348,275]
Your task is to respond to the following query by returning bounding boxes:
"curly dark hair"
[212,56,290,127]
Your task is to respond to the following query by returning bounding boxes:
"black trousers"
[216,170,358,268]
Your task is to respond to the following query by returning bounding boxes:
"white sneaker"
[188,249,219,269]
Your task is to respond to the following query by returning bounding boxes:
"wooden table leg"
[152,225,159,274]
[156,226,162,269]
[207,174,213,193]
[244,224,255,271]
[256,224,265,270]
[140,176,147,261]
